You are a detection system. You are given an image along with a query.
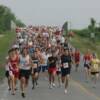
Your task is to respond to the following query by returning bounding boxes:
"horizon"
[0,0,100,29]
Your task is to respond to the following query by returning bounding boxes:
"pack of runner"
[5,25,100,98]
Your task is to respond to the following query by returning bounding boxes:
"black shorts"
[38,66,41,73]
[19,69,31,79]
[61,67,71,77]
[5,71,9,78]
[91,72,99,75]
[31,68,39,74]
[84,63,90,69]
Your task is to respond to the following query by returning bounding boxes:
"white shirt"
[20,55,30,70]
[17,32,21,38]
[52,37,56,45]
[61,36,65,44]
[42,52,48,65]
[19,38,24,44]
[43,32,49,38]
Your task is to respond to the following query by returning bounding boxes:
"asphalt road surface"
[0,66,100,100]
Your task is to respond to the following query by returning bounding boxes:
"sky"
[0,0,100,29]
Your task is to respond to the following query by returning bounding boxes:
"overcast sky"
[0,0,100,29]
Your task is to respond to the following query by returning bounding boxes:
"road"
[0,66,100,100]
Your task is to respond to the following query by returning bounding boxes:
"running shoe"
[64,89,68,94]
[21,92,26,98]
[52,83,56,87]
[8,88,11,91]
[49,84,53,89]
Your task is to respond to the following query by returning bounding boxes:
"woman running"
[48,51,57,89]
[90,53,100,88]
[83,49,92,82]
[19,47,32,98]
[8,48,19,95]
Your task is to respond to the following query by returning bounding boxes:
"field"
[70,35,100,58]
[0,31,16,79]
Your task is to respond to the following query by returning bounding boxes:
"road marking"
[71,79,100,100]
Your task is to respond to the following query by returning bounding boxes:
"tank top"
[91,58,100,72]
[84,54,92,64]
[20,54,30,70]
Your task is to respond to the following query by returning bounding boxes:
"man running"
[61,48,72,94]
[74,48,80,72]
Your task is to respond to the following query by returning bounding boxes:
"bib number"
[63,63,69,68]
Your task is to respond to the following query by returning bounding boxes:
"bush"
[73,29,90,38]
[0,30,3,34]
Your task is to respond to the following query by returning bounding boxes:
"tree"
[88,18,96,32]
[0,5,25,32]
[62,21,68,36]
[15,19,25,27]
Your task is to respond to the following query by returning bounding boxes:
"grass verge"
[69,35,100,58]
[0,31,16,79]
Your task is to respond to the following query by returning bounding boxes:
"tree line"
[62,18,100,40]
[0,5,25,33]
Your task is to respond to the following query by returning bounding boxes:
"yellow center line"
[71,79,100,100]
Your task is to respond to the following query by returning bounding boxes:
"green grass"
[69,35,100,58]
[0,31,16,78]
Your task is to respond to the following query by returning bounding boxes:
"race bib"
[63,63,69,68]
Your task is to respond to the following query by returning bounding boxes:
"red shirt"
[74,51,80,62]
[84,54,92,61]
[9,56,19,71]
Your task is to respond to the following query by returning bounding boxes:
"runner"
[74,48,80,72]
[61,48,72,94]
[31,51,39,89]
[83,49,92,82]
[19,47,32,98]
[8,48,19,95]
[40,49,48,80]
[48,51,57,89]
[90,53,100,88]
